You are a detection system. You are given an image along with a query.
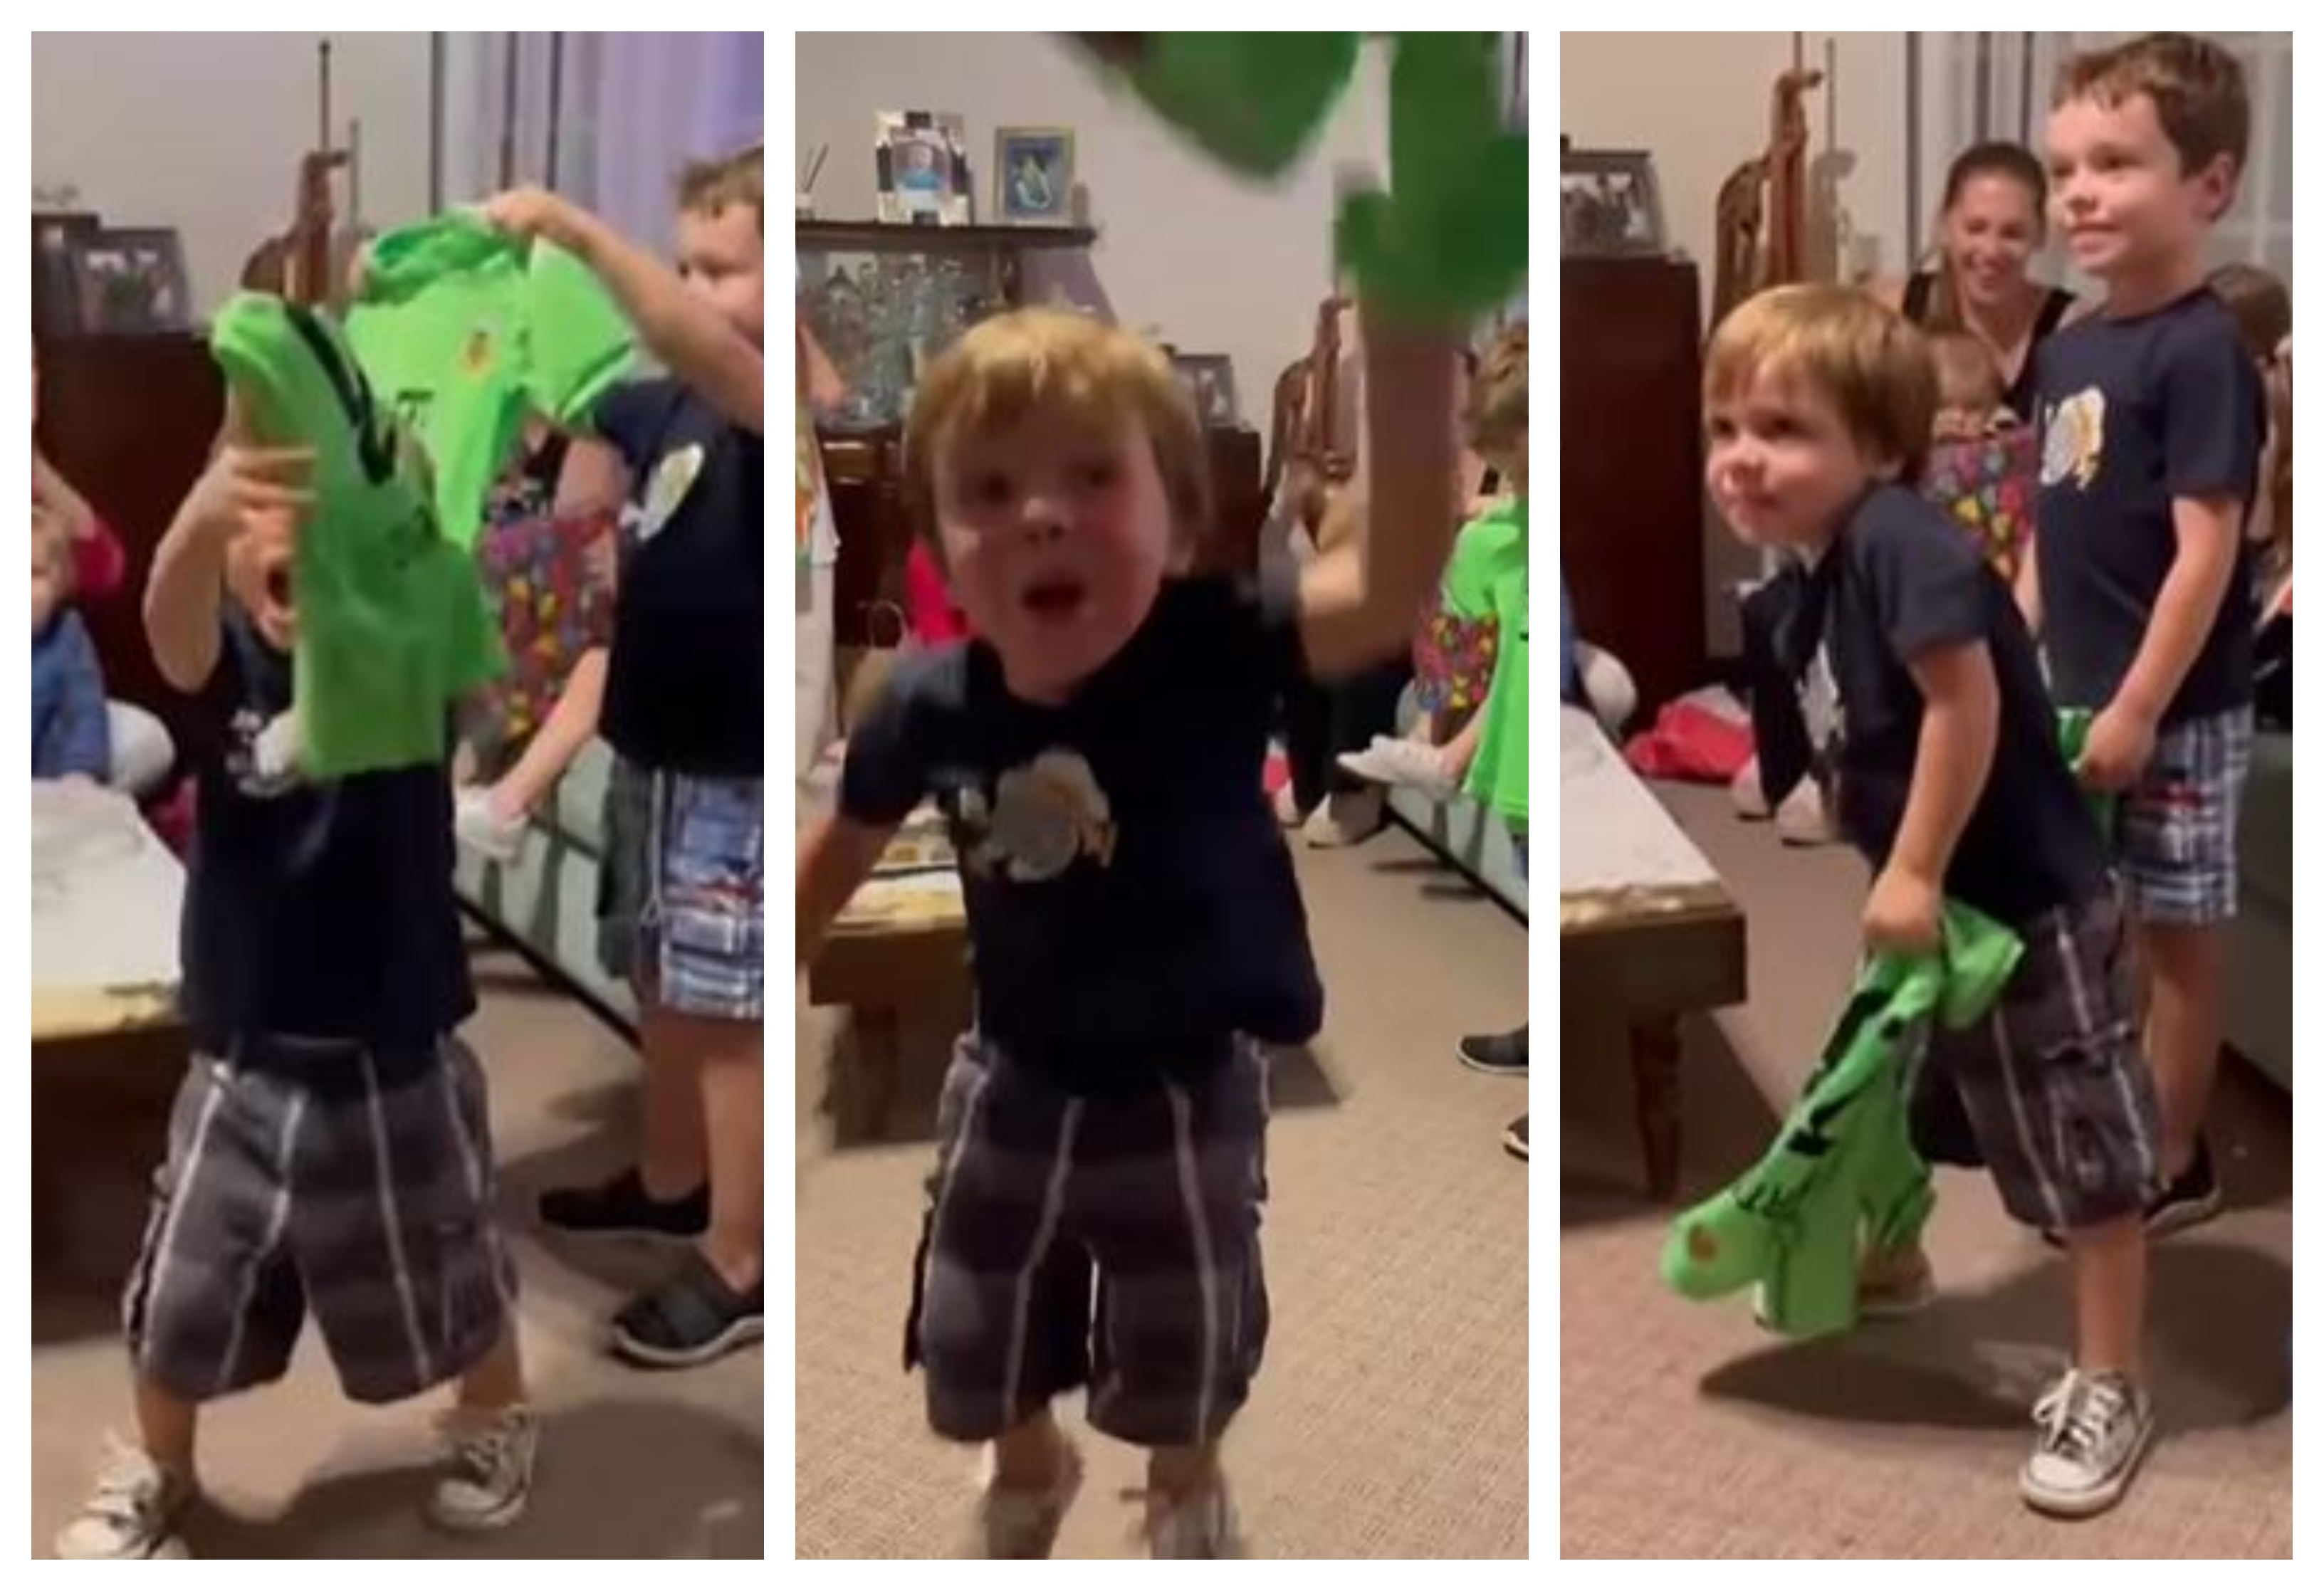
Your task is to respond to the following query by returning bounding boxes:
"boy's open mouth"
[1022,576,1088,621]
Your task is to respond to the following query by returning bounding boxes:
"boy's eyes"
[970,471,1015,505]
[1075,456,1121,489]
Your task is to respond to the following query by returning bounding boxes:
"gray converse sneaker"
[2021,1369,2154,1518]
[1140,1480,1244,1558]
[428,1407,538,1533]
[970,1442,1083,1558]
[54,1436,193,1559]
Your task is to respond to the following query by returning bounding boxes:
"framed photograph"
[1171,353,1240,429]
[876,111,973,226]
[995,126,1074,224]
[31,211,98,335]
[68,227,193,333]
[1561,148,1665,258]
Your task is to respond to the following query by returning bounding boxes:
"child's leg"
[637,1003,713,1202]
[993,1406,1072,1489]
[2065,1213,2147,1375]
[2137,919,2228,1178]
[132,1374,199,1476]
[453,1322,528,1412]
[644,1004,763,1288]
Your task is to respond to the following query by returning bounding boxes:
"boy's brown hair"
[1705,285,1939,479]
[904,308,1211,552]
[678,142,764,234]
[2055,33,2249,187]
[1467,321,1527,464]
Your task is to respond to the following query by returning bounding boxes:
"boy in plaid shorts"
[2030,35,2263,1239]
[1711,285,2162,1516]
[797,305,1465,1555]
[57,407,532,1559]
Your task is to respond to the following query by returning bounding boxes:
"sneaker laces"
[85,1439,174,1528]
[2034,1371,2133,1462]
[439,1410,530,1484]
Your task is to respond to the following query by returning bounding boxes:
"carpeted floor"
[1561,780,2293,1559]
[795,824,1532,1558]
[29,940,764,1559]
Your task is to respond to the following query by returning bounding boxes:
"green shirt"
[211,294,503,780]
[1443,496,1528,825]
[347,213,633,549]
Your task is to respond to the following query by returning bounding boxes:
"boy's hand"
[481,187,589,253]
[1863,863,1944,957]
[2077,699,2158,794]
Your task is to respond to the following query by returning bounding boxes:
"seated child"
[31,508,110,782]
[1709,285,2157,1518]
[56,408,533,1559]
[1922,328,2039,584]
[797,303,1464,1556]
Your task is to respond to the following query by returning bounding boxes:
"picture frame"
[31,211,99,335]
[1171,353,1240,429]
[1561,148,1665,258]
[68,227,193,333]
[876,110,973,226]
[994,126,1074,224]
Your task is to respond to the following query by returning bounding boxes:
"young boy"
[1708,285,2160,1517]
[2032,34,2262,1234]
[58,410,533,1559]
[797,305,1462,1555]
[482,144,767,1367]
[1928,329,2009,439]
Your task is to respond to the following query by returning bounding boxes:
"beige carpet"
[1561,781,2293,1559]
[796,824,1531,1558]
[30,940,764,1558]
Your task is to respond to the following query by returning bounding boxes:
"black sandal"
[612,1253,765,1369]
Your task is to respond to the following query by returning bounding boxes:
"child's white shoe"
[428,1405,538,1534]
[1336,736,1457,797]
[970,1440,1084,1558]
[1137,1479,1245,1558]
[54,1435,193,1560]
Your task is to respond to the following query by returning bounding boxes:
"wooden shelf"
[795,219,1096,252]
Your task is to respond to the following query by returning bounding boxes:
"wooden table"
[1559,708,1747,1199]
[806,864,970,1140]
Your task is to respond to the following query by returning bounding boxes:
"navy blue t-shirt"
[2034,288,2261,722]
[179,610,473,1054]
[840,576,1324,1093]
[1818,485,2110,927]
[595,378,763,778]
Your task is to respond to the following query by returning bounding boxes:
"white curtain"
[1910,31,2292,286]
[436,33,763,246]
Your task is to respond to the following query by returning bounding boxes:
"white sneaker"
[1140,1480,1244,1558]
[428,1405,538,1534]
[2021,1369,2154,1518]
[455,787,530,865]
[54,1436,194,1560]
[1336,736,1457,797]
[1302,787,1384,848]
[1732,756,1771,820]
[1775,777,1838,847]
[970,1441,1084,1558]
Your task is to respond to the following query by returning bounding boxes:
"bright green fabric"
[347,212,633,549]
[211,294,503,779]
[1662,904,2023,1338]
[1443,496,1528,824]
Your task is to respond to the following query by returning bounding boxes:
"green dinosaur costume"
[211,294,503,780]
[1076,32,1526,321]
[347,211,634,549]
[1662,903,2024,1338]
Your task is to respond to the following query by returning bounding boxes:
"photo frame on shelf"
[995,126,1074,224]
[1561,147,1665,258]
[876,110,973,226]
[32,211,98,335]
[68,227,193,333]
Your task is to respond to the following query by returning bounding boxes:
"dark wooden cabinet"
[1561,257,1707,718]
[36,334,225,760]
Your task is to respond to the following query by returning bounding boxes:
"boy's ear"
[2195,152,2241,221]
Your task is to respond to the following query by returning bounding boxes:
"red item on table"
[72,515,128,602]
[1623,698,1755,783]
[906,540,973,644]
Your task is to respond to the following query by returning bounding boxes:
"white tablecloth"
[1558,705,1722,900]
[31,779,184,1017]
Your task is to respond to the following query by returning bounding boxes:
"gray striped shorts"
[1912,889,2162,1232]
[906,1036,1271,1448]
[123,1037,515,1406]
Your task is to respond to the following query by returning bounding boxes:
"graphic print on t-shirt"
[2041,388,2108,490]
[946,749,1119,882]
[638,444,707,542]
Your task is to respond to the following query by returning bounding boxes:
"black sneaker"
[1458,1025,1528,1076]
[2146,1140,2224,1237]
[1501,1115,1529,1161]
[612,1252,765,1369]
[539,1168,710,1239]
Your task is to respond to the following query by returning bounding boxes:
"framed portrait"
[69,227,193,333]
[1560,148,1665,258]
[995,126,1074,224]
[1171,353,1240,429]
[876,111,973,226]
